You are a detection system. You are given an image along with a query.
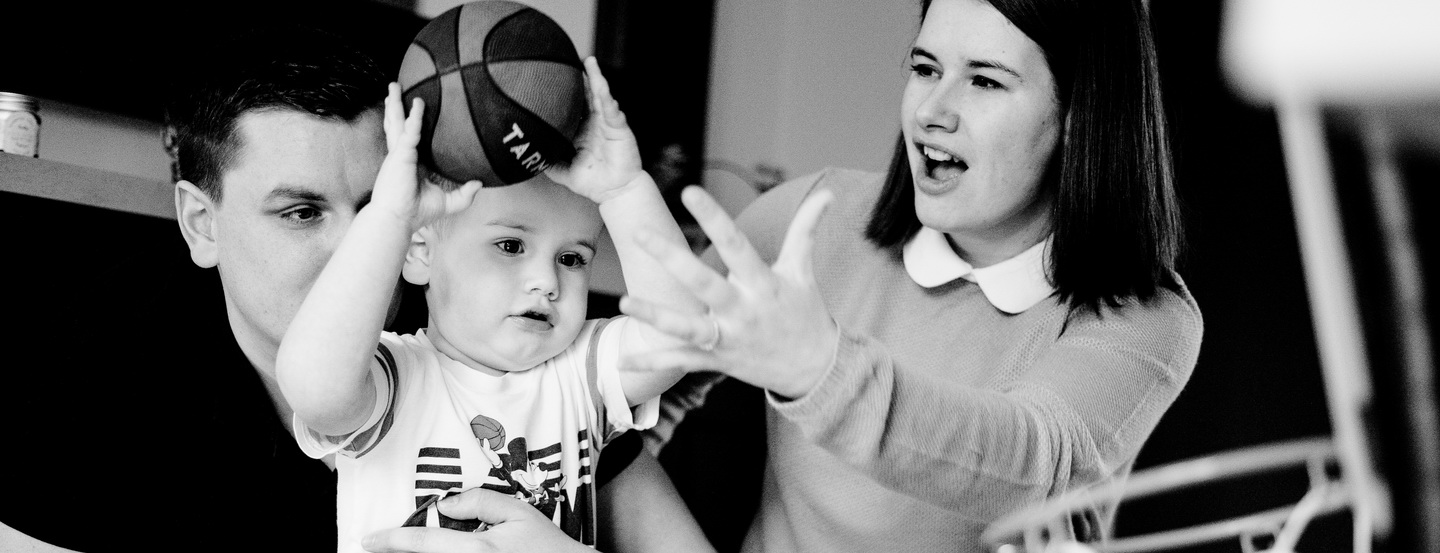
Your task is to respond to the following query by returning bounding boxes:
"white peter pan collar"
[902,227,1055,314]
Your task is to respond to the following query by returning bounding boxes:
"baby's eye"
[558,252,588,268]
[495,239,524,255]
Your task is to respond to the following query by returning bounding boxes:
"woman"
[621,0,1204,551]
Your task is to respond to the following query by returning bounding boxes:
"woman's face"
[901,0,1061,266]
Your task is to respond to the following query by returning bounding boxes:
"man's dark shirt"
[1,232,337,552]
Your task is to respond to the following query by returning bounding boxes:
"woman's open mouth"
[922,145,968,180]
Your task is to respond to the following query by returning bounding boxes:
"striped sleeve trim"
[586,318,613,442]
[348,343,401,458]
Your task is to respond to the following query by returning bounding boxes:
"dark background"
[4,1,1435,552]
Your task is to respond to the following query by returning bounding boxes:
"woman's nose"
[914,81,960,133]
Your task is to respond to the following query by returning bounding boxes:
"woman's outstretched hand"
[619,185,839,399]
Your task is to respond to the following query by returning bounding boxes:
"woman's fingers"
[773,188,834,281]
[620,295,718,347]
[680,186,774,289]
[634,229,738,308]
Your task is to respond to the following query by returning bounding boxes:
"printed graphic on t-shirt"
[400,413,596,543]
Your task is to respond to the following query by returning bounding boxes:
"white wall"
[27,97,170,183]
[416,0,595,59]
[705,0,920,180]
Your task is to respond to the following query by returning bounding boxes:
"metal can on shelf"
[0,92,41,157]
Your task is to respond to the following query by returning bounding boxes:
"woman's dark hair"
[866,0,1181,314]
[163,24,388,203]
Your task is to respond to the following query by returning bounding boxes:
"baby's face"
[421,175,604,373]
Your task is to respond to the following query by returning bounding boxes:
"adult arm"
[623,180,1205,518]
[773,302,1203,518]
[641,177,816,453]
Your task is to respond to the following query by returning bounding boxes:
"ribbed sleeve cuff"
[766,328,869,425]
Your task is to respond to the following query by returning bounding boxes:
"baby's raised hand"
[372,83,480,231]
[548,57,645,205]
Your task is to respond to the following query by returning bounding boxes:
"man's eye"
[558,252,588,268]
[281,207,323,224]
[495,239,524,255]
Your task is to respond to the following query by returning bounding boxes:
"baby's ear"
[402,226,436,286]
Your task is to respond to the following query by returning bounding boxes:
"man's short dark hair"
[163,24,388,202]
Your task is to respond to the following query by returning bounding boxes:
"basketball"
[398,0,586,188]
[470,414,506,449]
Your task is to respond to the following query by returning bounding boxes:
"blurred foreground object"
[985,1,1440,551]
[1226,0,1440,550]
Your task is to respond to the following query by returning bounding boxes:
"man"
[0,24,707,553]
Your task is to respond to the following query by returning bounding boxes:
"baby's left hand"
[547,57,645,205]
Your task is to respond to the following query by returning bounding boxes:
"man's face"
[208,109,387,366]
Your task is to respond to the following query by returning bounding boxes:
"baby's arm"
[276,85,479,437]
[553,58,702,405]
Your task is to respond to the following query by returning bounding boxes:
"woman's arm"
[771,302,1201,517]
[621,181,1203,517]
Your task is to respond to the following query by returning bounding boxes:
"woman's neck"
[944,225,1049,268]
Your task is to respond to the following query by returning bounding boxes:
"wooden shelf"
[0,153,173,220]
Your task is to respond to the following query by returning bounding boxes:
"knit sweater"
[660,168,1204,552]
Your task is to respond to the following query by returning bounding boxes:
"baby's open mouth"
[519,310,550,323]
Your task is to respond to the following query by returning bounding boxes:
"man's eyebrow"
[263,186,327,204]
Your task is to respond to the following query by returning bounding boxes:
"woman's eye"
[558,252,588,268]
[495,239,524,255]
[972,75,1003,89]
[908,63,939,80]
[281,207,323,225]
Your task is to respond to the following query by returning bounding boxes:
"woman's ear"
[402,226,436,286]
[174,181,218,268]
